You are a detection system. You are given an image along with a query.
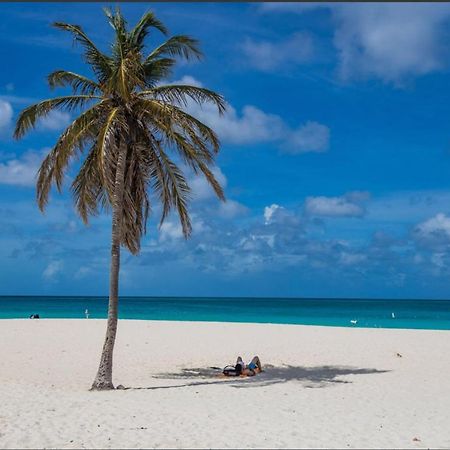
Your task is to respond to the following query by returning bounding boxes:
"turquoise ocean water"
[1,296,450,330]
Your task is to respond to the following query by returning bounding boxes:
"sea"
[1,296,450,330]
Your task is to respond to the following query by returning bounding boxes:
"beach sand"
[0,319,449,449]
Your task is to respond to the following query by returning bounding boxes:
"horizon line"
[1,295,450,302]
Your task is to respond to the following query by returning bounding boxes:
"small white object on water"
[85,309,89,319]
[391,312,395,319]
[350,320,358,325]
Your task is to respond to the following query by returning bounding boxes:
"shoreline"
[5,317,450,332]
[1,319,449,448]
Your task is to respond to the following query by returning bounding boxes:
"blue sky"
[2,3,450,298]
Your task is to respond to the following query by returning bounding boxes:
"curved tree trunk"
[91,145,128,391]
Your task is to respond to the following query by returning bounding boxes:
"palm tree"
[14,8,226,390]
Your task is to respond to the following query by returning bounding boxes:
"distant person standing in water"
[85,309,89,319]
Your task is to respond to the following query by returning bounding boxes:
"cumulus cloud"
[43,260,63,280]
[413,213,450,250]
[0,149,45,187]
[305,191,370,218]
[332,4,450,84]
[305,196,362,217]
[175,75,202,87]
[262,3,450,84]
[218,199,248,219]
[241,32,314,72]
[174,76,329,153]
[38,110,71,131]
[124,190,450,287]
[0,100,13,133]
[184,96,284,145]
[159,220,184,242]
[284,121,329,154]
[263,204,301,230]
[264,204,282,225]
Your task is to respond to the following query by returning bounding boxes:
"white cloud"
[174,76,329,152]
[241,32,314,72]
[159,220,184,241]
[284,121,329,154]
[0,150,45,187]
[332,4,450,83]
[158,214,209,242]
[413,213,450,250]
[264,204,282,225]
[416,213,450,237]
[239,233,275,252]
[263,203,300,227]
[43,260,63,280]
[193,102,285,145]
[190,167,227,201]
[134,190,450,283]
[192,215,209,235]
[0,100,13,132]
[305,192,369,217]
[174,75,202,87]
[262,3,450,84]
[38,110,71,131]
[218,200,248,219]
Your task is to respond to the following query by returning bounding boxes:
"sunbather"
[223,355,262,377]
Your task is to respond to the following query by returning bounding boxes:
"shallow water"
[1,296,450,330]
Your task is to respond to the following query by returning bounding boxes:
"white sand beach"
[1,319,449,449]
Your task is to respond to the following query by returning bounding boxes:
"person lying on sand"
[222,355,262,377]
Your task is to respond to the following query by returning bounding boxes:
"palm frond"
[152,141,192,237]
[14,95,101,138]
[140,84,226,114]
[104,7,128,54]
[142,57,175,86]
[167,131,224,200]
[36,102,107,210]
[120,140,151,254]
[48,70,101,95]
[136,98,221,154]
[129,10,168,48]
[145,35,202,62]
[71,145,107,223]
[149,117,225,202]
[53,22,113,80]
[96,106,122,195]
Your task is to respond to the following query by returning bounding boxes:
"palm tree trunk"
[91,145,127,391]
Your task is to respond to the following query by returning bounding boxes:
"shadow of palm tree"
[125,364,389,391]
